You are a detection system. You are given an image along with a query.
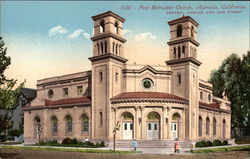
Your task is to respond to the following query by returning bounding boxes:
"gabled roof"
[123,65,172,75]
[21,87,37,100]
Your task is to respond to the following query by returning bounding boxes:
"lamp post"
[113,121,120,151]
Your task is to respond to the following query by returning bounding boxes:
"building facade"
[23,11,231,144]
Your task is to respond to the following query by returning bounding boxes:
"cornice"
[166,57,202,66]
[167,37,200,46]
[92,11,125,23]
[91,33,126,43]
[89,53,128,63]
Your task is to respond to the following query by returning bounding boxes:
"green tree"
[0,37,24,135]
[209,52,250,135]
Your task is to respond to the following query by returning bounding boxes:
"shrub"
[222,140,228,145]
[48,140,57,144]
[85,141,94,146]
[72,138,78,144]
[62,137,73,144]
[205,141,213,147]
[100,141,105,147]
[213,140,223,146]
[9,129,21,137]
[195,140,206,147]
[0,135,7,142]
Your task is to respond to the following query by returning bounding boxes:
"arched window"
[147,112,160,120]
[101,42,104,54]
[116,44,118,55]
[182,45,185,56]
[112,42,115,54]
[177,25,182,37]
[104,41,107,53]
[100,20,105,33]
[208,94,212,102]
[198,116,202,137]
[213,118,216,136]
[114,22,119,34]
[178,47,181,58]
[82,114,89,133]
[119,45,121,56]
[115,72,118,82]
[97,43,100,55]
[206,117,210,135]
[65,115,72,133]
[173,48,176,59]
[34,116,41,137]
[51,116,58,133]
[191,26,194,38]
[223,119,226,139]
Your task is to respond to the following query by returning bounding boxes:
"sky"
[0,1,249,89]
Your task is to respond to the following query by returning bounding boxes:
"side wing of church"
[23,11,231,144]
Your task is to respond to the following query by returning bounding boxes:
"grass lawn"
[0,142,22,145]
[0,145,140,154]
[235,140,250,144]
[193,145,250,153]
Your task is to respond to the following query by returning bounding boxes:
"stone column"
[140,106,145,139]
[134,107,140,139]
[162,107,168,139]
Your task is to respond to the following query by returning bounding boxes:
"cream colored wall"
[24,106,91,144]
[198,109,231,140]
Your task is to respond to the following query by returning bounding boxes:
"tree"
[209,52,250,136]
[0,37,24,135]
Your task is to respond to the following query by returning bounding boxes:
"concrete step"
[108,140,191,148]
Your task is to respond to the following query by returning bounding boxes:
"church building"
[23,11,231,145]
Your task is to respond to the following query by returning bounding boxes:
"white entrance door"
[123,122,133,139]
[171,123,178,139]
[147,122,159,139]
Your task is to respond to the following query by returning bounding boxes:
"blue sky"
[1,1,249,88]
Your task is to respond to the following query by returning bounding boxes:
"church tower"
[166,16,201,140]
[89,11,127,140]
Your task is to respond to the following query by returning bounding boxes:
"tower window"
[115,72,118,82]
[101,42,104,54]
[112,42,115,54]
[100,20,105,33]
[177,25,182,37]
[104,41,107,53]
[116,43,118,55]
[173,47,176,59]
[177,74,181,84]
[114,22,118,34]
[200,92,203,100]
[178,47,181,58]
[99,72,103,82]
[97,44,100,55]
[182,45,185,55]
[99,112,103,126]
[191,26,194,38]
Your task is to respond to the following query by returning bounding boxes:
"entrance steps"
[108,140,191,148]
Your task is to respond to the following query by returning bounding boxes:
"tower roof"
[92,11,125,22]
[168,15,199,27]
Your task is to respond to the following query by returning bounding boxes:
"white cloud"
[123,29,131,35]
[134,32,156,41]
[48,26,68,37]
[68,29,90,39]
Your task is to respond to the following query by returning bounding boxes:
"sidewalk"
[1,143,250,154]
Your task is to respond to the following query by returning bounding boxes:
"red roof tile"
[45,97,91,106]
[199,101,220,108]
[111,92,187,101]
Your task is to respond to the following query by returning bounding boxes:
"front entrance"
[171,123,178,139]
[147,122,159,139]
[123,122,133,139]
